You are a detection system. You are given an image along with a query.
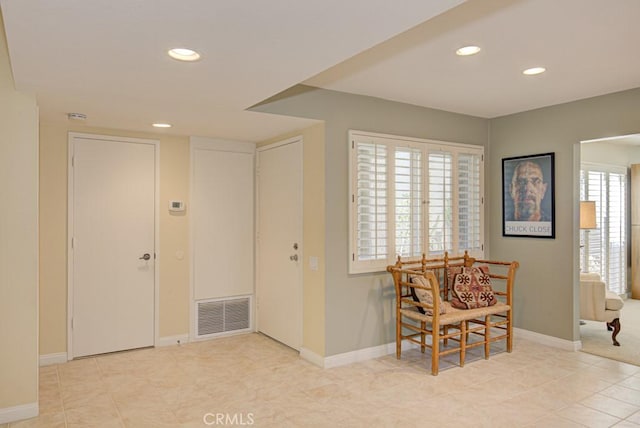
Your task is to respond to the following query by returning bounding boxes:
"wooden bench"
[387,252,519,375]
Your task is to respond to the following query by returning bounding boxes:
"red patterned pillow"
[450,267,496,309]
[447,265,489,285]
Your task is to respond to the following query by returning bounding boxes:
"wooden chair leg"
[432,326,440,375]
[421,321,426,353]
[610,318,621,346]
[484,315,491,359]
[507,309,513,353]
[459,321,467,368]
[396,312,402,359]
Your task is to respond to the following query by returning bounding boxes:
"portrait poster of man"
[502,152,555,238]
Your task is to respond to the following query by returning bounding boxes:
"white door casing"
[68,133,158,359]
[256,137,303,350]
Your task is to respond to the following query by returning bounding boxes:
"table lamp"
[580,201,597,230]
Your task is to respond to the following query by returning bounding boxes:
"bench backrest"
[387,251,519,306]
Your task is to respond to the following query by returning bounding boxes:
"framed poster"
[502,152,555,238]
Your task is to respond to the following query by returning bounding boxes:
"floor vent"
[196,296,251,338]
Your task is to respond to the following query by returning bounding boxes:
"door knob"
[139,253,151,261]
[289,254,298,261]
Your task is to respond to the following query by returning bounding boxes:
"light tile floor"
[4,333,640,427]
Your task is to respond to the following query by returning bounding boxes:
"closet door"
[192,148,254,300]
[190,138,255,339]
[256,138,303,350]
[69,133,157,358]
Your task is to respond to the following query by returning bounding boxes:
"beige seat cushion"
[400,301,510,325]
[580,272,601,281]
[605,291,624,311]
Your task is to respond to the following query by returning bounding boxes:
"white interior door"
[69,134,157,358]
[257,138,302,350]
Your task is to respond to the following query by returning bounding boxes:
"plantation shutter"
[427,151,453,255]
[457,152,483,253]
[607,172,626,294]
[354,139,388,269]
[394,147,423,258]
[580,165,626,294]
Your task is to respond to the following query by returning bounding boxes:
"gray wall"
[582,141,640,166]
[489,87,640,341]
[256,84,640,352]
[255,86,488,355]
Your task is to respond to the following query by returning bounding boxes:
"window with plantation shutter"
[580,163,626,295]
[349,130,484,274]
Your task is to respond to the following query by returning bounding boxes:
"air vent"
[196,296,251,338]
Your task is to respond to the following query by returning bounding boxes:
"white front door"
[69,133,157,358]
[257,138,302,350]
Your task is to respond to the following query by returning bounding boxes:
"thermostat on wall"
[169,200,185,212]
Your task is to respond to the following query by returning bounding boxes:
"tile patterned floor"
[5,333,640,427]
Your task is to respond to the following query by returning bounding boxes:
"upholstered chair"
[579,272,624,346]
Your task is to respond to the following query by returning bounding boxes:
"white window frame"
[349,130,484,274]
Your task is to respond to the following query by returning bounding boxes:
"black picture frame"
[502,152,555,238]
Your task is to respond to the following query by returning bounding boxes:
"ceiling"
[2,0,639,142]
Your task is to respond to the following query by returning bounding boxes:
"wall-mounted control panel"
[169,200,185,212]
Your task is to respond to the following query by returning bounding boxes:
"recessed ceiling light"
[456,45,481,56]
[523,67,546,76]
[152,123,172,128]
[168,48,201,62]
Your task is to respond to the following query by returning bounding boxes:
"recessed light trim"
[168,48,201,62]
[523,67,546,75]
[152,123,172,128]
[456,45,481,56]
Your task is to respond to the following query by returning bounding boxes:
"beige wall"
[39,123,190,355]
[258,123,326,356]
[158,133,190,337]
[0,11,39,414]
[38,124,67,355]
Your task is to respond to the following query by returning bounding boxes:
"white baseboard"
[0,402,38,424]
[299,347,325,368]
[39,352,67,366]
[156,334,190,347]
[302,340,419,369]
[303,329,580,370]
[323,342,397,369]
[515,327,581,351]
